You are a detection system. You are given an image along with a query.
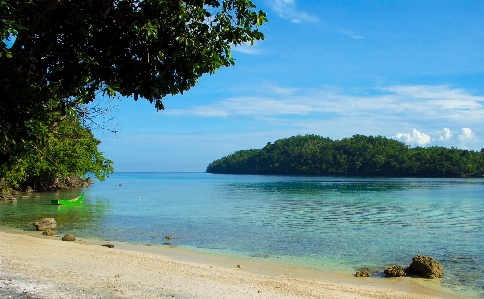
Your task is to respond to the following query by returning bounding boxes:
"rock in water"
[405,255,444,278]
[355,268,371,277]
[384,265,406,277]
[355,271,370,277]
[42,229,56,236]
[33,218,57,231]
[62,234,76,241]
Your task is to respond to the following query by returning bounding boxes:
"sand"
[0,230,463,299]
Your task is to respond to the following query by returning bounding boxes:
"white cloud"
[458,128,476,148]
[163,84,482,150]
[166,84,484,121]
[338,29,364,39]
[232,42,263,55]
[383,85,475,100]
[459,127,475,140]
[268,0,319,23]
[393,129,431,147]
[439,127,452,141]
[430,99,482,110]
[262,84,299,96]
[382,85,484,110]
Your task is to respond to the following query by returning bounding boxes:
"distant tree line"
[206,135,484,177]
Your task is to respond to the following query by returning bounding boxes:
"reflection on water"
[0,190,110,234]
[0,174,483,298]
[226,177,478,194]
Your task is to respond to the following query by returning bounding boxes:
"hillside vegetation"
[206,135,484,177]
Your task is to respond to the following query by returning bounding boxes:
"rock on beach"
[405,255,444,278]
[381,255,444,279]
[42,229,56,236]
[33,218,57,231]
[384,265,406,277]
[61,234,75,241]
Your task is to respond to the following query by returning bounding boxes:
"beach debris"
[405,255,444,278]
[384,265,406,277]
[62,234,76,241]
[102,244,115,248]
[355,268,371,277]
[33,218,57,231]
[236,264,242,269]
[42,229,56,236]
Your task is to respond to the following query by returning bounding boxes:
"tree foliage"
[206,135,484,178]
[0,0,266,184]
[1,116,113,189]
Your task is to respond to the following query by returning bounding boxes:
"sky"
[93,0,484,172]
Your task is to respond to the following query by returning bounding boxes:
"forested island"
[206,135,484,177]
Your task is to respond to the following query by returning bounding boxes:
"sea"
[0,172,483,298]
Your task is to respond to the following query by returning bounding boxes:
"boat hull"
[51,193,84,205]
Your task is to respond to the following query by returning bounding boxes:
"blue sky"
[93,0,484,172]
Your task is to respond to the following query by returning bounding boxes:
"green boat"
[51,193,84,205]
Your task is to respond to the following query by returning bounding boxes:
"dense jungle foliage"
[206,135,484,177]
[0,116,113,189]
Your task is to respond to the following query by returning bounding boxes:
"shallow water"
[1,173,483,298]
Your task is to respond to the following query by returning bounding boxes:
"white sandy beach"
[0,230,463,299]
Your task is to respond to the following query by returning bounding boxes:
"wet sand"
[0,230,463,298]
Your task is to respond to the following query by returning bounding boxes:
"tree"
[1,116,113,189]
[0,0,266,183]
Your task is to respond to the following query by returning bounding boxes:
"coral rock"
[384,265,406,277]
[33,218,57,231]
[42,229,56,236]
[405,255,444,278]
[62,234,76,241]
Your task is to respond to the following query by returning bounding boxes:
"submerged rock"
[355,268,371,277]
[355,271,371,277]
[42,229,56,236]
[33,218,57,231]
[384,265,406,277]
[405,255,444,278]
[0,189,16,201]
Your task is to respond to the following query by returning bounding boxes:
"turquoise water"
[1,173,483,297]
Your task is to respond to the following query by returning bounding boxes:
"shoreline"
[0,229,465,299]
